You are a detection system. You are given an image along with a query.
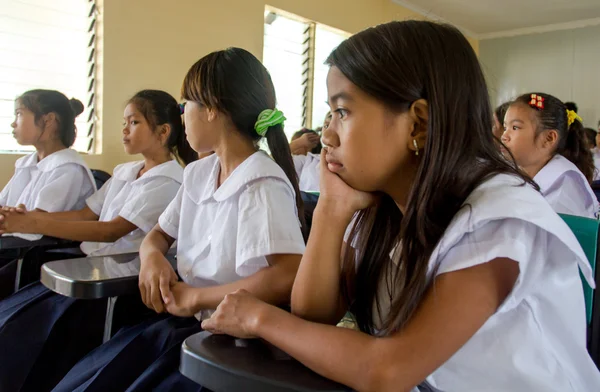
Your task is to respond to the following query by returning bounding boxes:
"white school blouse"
[80,160,183,256]
[158,152,305,318]
[534,154,598,218]
[0,148,95,212]
[292,153,320,192]
[364,174,599,391]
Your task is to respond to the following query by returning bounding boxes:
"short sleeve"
[34,166,93,212]
[120,178,181,233]
[435,218,544,311]
[292,155,307,179]
[436,218,536,275]
[0,177,12,206]
[236,179,306,276]
[158,185,185,239]
[86,179,112,216]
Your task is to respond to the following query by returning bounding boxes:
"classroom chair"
[559,213,600,367]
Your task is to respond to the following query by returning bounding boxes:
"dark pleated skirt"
[0,282,106,392]
[53,314,205,392]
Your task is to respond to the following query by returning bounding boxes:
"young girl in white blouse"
[0,90,196,392]
[0,89,95,213]
[201,21,600,391]
[53,48,306,392]
[502,93,598,218]
[0,90,96,297]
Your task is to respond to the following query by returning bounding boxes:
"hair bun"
[69,98,85,117]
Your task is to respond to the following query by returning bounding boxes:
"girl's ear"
[207,107,217,123]
[159,123,172,146]
[408,99,429,153]
[542,129,558,149]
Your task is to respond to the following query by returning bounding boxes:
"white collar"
[15,149,86,172]
[113,160,183,185]
[186,151,291,204]
[534,154,582,194]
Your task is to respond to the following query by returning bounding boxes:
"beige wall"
[0,0,478,188]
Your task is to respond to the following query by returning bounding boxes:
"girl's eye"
[131,120,138,125]
[335,108,348,119]
[512,126,519,131]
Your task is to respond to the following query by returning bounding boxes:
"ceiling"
[393,0,600,38]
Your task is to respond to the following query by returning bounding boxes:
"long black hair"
[328,21,531,334]
[128,90,197,165]
[181,48,305,229]
[18,89,84,147]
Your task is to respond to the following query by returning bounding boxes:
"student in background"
[53,48,306,392]
[0,89,95,298]
[291,112,331,194]
[584,127,600,181]
[0,89,195,392]
[492,101,510,139]
[502,93,598,218]
[0,89,95,212]
[200,21,600,391]
[290,128,321,155]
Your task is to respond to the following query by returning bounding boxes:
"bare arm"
[291,203,352,324]
[37,206,99,221]
[205,258,519,392]
[138,224,178,313]
[0,209,136,243]
[162,253,302,318]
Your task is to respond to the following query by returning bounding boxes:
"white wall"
[480,24,600,129]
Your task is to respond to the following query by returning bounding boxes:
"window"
[263,8,349,140]
[0,0,98,154]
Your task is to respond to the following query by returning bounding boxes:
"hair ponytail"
[174,122,198,165]
[562,118,594,182]
[265,123,306,234]
[129,90,197,166]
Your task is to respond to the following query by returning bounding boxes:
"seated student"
[290,128,321,155]
[492,101,510,139]
[290,113,332,194]
[52,48,306,392]
[0,90,196,392]
[586,127,600,181]
[0,89,96,298]
[0,90,95,213]
[200,21,600,391]
[502,93,598,218]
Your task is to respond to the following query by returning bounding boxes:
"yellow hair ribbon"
[566,109,582,127]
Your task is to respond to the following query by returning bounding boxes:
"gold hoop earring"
[413,139,419,156]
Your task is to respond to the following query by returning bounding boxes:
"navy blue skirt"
[53,314,205,392]
[0,282,106,392]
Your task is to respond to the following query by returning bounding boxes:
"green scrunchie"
[254,109,286,136]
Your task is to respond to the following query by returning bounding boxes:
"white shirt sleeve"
[292,154,307,179]
[33,165,92,212]
[436,218,544,312]
[120,179,181,233]
[86,178,112,216]
[158,185,185,239]
[0,177,12,206]
[236,179,306,276]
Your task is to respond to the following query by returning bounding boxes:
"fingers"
[159,271,172,304]
[150,278,165,313]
